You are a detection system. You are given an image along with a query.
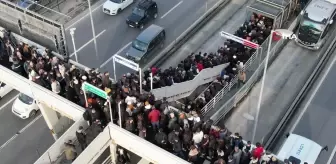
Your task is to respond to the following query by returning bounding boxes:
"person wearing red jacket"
[197,62,204,72]
[253,142,264,159]
[148,108,160,130]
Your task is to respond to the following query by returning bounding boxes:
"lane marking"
[290,50,336,133]
[160,1,183,19]
[19,114,43,133]
[70,30,106,57]
[0,114,42,150]
[0,94,19,112]
[327,145,336,164]
[100,41,132,68]
[65,3,105,30]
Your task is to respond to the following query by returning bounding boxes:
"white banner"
[151,63,228,101]
[113,54,139,71]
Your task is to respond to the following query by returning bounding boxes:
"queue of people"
[0,12,280,164]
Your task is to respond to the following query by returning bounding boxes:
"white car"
[0,82,14,100]
[103,0,134,15]
[12,93,39,119]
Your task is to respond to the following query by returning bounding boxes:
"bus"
[295,0,336,50]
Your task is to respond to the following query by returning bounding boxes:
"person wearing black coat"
[66,82,78,103]
[155,128,168,149]
[11,58,24,76]
[76,126,87,150]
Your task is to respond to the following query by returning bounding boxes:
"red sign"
[243,40,259,49]
[220,31,260,49]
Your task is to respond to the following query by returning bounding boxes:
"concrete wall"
[34,118,88,164]
[0,0,64,54]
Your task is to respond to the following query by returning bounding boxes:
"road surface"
[289,48,336,164]
[63,0,218,78]
[0,91,54,164]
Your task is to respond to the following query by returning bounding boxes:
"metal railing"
[200,35,274,116]
[210,37,287,124]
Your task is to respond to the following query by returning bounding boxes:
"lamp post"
[88,0,99,60]
[252,29,297,144]
[69,28,78,62]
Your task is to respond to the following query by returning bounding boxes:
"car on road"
[126,0,158,29]
[103,0,134,15]
[0,82,13,100]
[12,93,39,119]
[126,24,165,65]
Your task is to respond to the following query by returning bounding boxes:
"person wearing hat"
[76,126,87,150]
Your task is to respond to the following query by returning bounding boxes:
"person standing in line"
[148,107,160,131]
[76,126,87,151]
[237,70,246,88]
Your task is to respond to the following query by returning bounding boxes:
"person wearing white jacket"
[192,128,204,145]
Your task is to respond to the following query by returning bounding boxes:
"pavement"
[62,0,219,78]
[216,24,336,146]
[0,90,75,164]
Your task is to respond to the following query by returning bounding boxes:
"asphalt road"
[0,91,54,164]
[63,0,218,78]
[289,49,336,164]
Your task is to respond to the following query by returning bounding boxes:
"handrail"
[210,36,287,124]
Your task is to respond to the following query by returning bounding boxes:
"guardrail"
[210,36,288,124]
[200,35,270,116]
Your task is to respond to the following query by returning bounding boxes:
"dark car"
[126,24,165,66]
[126,0,158,29]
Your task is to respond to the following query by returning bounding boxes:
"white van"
[277,133,327,164]
[12,93,39,119]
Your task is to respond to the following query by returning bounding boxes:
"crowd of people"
[189,12,274,110]
[0,12,288,164]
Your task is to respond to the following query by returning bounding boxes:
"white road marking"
[0,114,42,150]
[19,114,42,133]
[160,1,183,19]
[290,50,336,133]
[65,3,105,30]
[70,30,106,58]
[327,145,336,164]
[100,41,132,68]
[0,94,19,112]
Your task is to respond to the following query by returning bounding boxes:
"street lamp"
[88,0,99,61]
[252,29,297,144]
[69,28,78,62]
